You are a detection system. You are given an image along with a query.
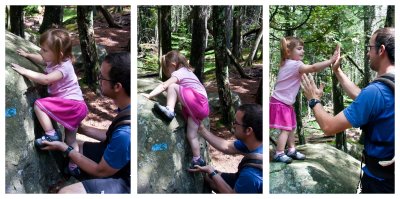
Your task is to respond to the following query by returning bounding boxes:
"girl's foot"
[34,132,61,148]
[155,103,175,120]
[190,157,206,169]
[287,150,306,160]
[274,153,292,164]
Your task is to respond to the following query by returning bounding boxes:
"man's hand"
[187,164,214,174]
[301,73,325,101]
[331,45,342,73]
[41,140,68,152]
[142,93,152,99]
[329,44,340,64]
[10,63,27,75]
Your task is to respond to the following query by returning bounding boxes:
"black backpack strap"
[237,153,263,172]
[105,107,131,144]
[372,73,394,93]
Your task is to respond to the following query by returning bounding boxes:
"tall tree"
[190,6,208,83]
[39,6,64,33]
[244,26,263,67]
[213,6,235,126]
[363,6,375,88]
[96,6,123,29]
[10,6,25,37]
[158,6,172,80]
[385,5,395,27]
[232,6,243,60]
[77,6,98,87]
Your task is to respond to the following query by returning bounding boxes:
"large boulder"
[5,31,66,193]
[270,143,360,193]
[137,78,210,193]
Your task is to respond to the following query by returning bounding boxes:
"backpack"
[237,153,263,172]
[104,107,131,185]
[359,73,394,179]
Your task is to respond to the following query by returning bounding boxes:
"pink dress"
[35,59,88,131]
[172,67,209,126]
[270,59,303,131]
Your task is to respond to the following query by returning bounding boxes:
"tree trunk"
[96,6,123,29]
[363,6,375,89]
[226,48,250,79]
[190,6,208,83]
[294,92,305,145]
[6,5,11,30]
[232,6,242,60]
[256,77,262,105]
[77,6,99,87]
[10,6,25,38]
[158,6,172,81]
[39,6,64,33]
[332,71,346,151]
[385,5,395,27]
[244,26,263,67]
[213,6,235,127]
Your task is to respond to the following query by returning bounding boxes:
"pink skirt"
[270,97,296,131]
[35,97,88,131]
[179,86,209,126]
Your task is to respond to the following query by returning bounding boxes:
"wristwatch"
[308,99,321,109]
[208,170,219,178]
[63,145,74,157]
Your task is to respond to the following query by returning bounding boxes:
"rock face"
[5,31,65,193]
[137,78,210,193]
[270,143,361,194]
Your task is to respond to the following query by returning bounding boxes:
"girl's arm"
[17,49,46,66]
[144,76,178,99]
[11,63,63,85]
[299,45,339,74]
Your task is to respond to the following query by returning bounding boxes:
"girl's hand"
[142,93,152,99]
[329,44,340,64]
[331,56,343,73]
[10,63,27,75]
[16,49,29,58]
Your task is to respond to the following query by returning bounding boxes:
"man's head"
[368,27,395,71]
[233,104,262,142]
[99,52,131,98]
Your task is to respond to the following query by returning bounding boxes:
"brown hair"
[161,50,193,76]
[280,36,304,66]
[40,28,74,65]
[373,27,395,64]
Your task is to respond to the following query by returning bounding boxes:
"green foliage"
[63,7,77,23]
[24,6,40,16]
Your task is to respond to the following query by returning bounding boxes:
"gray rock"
[207,92,241,113]
[270,143,360,194]
[72,45,107,70]
[137,78,210,193]
[5,31,65,193]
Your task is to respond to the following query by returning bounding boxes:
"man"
[301,27,394,193]
[42,52,131,193]
[189,104,263,193]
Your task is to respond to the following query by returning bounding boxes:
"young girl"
[11,28,88,175]
[143,50,209,168]
[270,36,339,163]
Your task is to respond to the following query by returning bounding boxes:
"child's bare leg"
[276,130,290,153]
[166,83,180,111]
[187,117,201,157]
[287,129,296,150]
[65,129,79,152]
[34,104,55,133]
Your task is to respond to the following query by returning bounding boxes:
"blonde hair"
[280,36,304,67]
[161,50,193,75]
[40,28,74,65]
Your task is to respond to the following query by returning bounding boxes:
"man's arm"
[198,124,240,155]
[79,123,107,142]
[42,141,119,177]
[331,55,361,100]
[301,74,352,135]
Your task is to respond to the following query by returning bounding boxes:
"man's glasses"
[366,45,377,51]
[233,120,246,127]
[97,73,114,82]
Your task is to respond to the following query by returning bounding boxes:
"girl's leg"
[166,83,181,111]
[287,129,296,150]
[34,104,55,133]
[286,130,306,160]
[187,117,201,157]
[276,130,290,153]
[65,128,81,174]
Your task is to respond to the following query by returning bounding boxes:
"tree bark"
[190,6,208,83]
[213,6,235,127]
[226,48,250,79]
[363,6,375,88]
[39,6,64,33]
[244,26,263,67]
[96,6,123,29]
[158,6,172,81]
[77,6,99,87]
[10,6,25,38]
[256,77,262,105]
[385,5,395,27]
[232,6,242,60]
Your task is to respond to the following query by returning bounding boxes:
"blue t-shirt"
[103,105,131,170]
[343,82,394,179]
[233,140,263,193]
